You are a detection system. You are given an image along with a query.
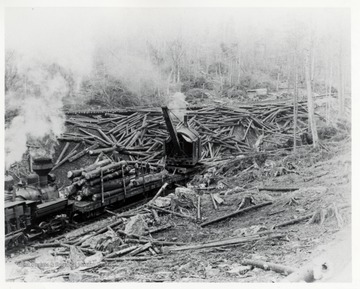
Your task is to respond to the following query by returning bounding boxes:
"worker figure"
[134,163,140,177]
[146,162,151,174]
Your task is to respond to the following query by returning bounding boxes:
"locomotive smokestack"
[32,157,53,187]
[183,115,188,127]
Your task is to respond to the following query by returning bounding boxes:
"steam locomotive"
[5,157,72,248]
[4,107,202,249]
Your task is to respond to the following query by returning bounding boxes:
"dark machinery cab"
[162,107,201,169]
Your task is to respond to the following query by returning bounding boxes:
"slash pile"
[54,100,311,171]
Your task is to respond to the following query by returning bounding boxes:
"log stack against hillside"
[54,100,312,172]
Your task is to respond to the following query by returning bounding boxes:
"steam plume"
[5,66,67,169]
[168,92,187,122]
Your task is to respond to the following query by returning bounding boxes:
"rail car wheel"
[38,221,50,234]
[50,217,68,232]
[17,233,28,246]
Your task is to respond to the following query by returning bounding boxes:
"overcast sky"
[5,7,350,75]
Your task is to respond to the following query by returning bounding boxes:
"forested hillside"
[5,8,350,111]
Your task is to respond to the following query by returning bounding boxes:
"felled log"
[60,183,79,197]
[168,234,284,252]
[83,161,127,180]
[126,238,185,246]
[148,204,196,221]
[88,170,127,186]
[273,213,314,229]
[152,209,160,224]
[210,193,218,210]
[258,187,300,192]
[131,172,167,187]
[105,256,164,262]
[67,169,84,179]
[68,143,99,163]
[128,242,152,256]
[241,259,296,276]
[104,245,138,258]
[97,128,114,144]
[146,224,172,235]
[55,142,70,165]
[149,182,169,204]
[93,219,124,236]
[52,149,78,171]
[83,159,112,172]
[72,219,124,247]
[67,159,112,179]
[81,178,131,197]
[200,201,273,227]
[197,195,202,220]
[62,99,312,163]
[78,128,112,146]
[89,147,116,155]
[92,187,125,201]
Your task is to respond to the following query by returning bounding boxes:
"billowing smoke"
[5,65,67,169]
[168,92,188,122]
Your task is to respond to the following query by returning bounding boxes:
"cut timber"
[64,99,312,163]
[273,213,314,229]
[105,256,164,262]
[197,195,201,220]
[147,224,172,235]
[89,147,116,155]
[88,170,125,186]
[128,242,152,256]
[127,238,185,246]
[60,184,78,197]
[200,201,273,227]
[149,182,169,203]
[241,259,296,276]
[67,159,111,178]
[83,159,112,172]
[83,161,127,179]
[148,204,196,221]
[210,193,218,210]
[152,209,160,224]
[68,143,99,163]
[258,187,299,192]
[74,218,124,246]
[104,245,138,258]
[213,194,224,205]
[55,142,70,165]
[52,149,78,171]
[132,172,167,186]
[168,234,284,252]
[81,178,131,196]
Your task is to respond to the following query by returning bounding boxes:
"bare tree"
[304,46,319,148]
[5,50,20,93]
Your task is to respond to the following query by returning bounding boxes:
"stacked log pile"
[54,100,310,170]
[59,158,168,202]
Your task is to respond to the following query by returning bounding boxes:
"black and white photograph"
[2,0,356,284]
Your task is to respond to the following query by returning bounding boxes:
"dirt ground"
[5,137,352,282]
